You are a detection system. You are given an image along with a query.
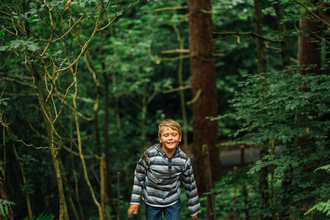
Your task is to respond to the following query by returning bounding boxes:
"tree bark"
[102,53,113,220]
[298,4,321,76]
[187,0,220,196]
[12,142,32,219]
[32,65,67,220]
[254,0,269,208]
[274,0,291,71]
[0,160,13,220]
[274,2,293,217]
[59,160,80,220]
[296,1,321,215]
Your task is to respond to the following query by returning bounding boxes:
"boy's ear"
[159,136,162,143]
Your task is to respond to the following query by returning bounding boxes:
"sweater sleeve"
[181,158,201,216]
[130,151,149,205]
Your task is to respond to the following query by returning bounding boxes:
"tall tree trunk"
[274,2,294,218]
[32,65,67,220]
[12,142,32,218]
[274,0,291,71]
[298,4,321,76]
[0,160,13,220]
[86,51,110,220]
[254,0,269,209]
[102,52,113,220]
[59,160,80,220]
[187,0,220,196]
[72,70,103,220]
[296,0,321,215]
[254,0,267,75]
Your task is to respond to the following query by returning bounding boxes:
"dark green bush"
[211,70,330,219]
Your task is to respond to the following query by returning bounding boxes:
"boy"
[127,119,200,220]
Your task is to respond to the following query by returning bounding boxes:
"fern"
[305,200,330,216]
[22,212,55,220]
[314,164,330,173]
[0,199,15,217]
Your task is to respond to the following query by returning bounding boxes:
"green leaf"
[314,164,330,173]
[0,98,10,106]
[0,46,9,51]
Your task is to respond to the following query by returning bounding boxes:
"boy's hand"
[127,204,139,218]
[191,215,198,220]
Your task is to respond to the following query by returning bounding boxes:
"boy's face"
[159,127,182,151]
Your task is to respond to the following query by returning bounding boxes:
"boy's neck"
[161,145,176,158]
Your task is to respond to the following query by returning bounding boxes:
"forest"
[1,0,330,219]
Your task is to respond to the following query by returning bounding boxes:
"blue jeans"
[145,199,181,220]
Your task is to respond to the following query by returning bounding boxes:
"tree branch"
[163,85,192,94]
[212,31,282,43]
[187,89,202,105]
[291,0,330,27]
[153,6,188,12]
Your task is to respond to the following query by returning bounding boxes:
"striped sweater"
[130,143,201,216]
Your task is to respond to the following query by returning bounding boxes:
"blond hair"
[158,119,182,137]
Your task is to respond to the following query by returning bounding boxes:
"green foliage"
[305,200,330,216]
[0,38,40,52]
[0,199,15,217]
[20,179,35,195]
[218,71,330,147]
[0,98,10,106]
[304,164,330,216]
[22,212,55,220]
[1,0,324,219]
[211,69,330,219]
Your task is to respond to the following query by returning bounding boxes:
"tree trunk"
[274,0,291,71]
[274,2,293,217]
[86,51,107,220]
[296,1,321,215]
[0,160,13,220]
[298,5,321,76]
[33,65,67,220]
[102,53,113,220]
[254,0,269,209]
[72,70,103,220]
[59,160,80,220]
[254,0,267,74]
[187,0,220,196]
[12,142,32,218]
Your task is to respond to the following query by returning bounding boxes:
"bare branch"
[212,31,282,43]
[0,51,13,71]
[52,79,77,123]
[163,85,192,94]
[187,89,202,105]
[36,14,85,43]
[4,126,60,150]
[63,145,98,159]
[146,90,158,105]
[1,77,36,88]
[161,49,190,54]
[0,72,32,80]
[291,0,330,27]
[156,54,192,63]
[153,6,188,12]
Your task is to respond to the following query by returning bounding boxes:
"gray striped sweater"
[130,143,201,216]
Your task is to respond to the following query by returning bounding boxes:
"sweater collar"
[156,143,179,158]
